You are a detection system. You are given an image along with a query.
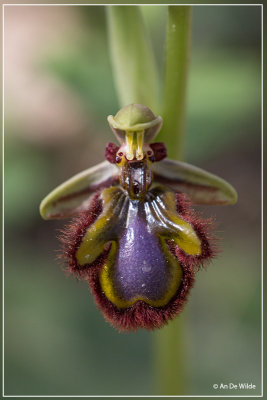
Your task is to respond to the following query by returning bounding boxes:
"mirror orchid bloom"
[40,104,237,332]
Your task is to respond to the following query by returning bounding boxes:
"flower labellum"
[40,104,237,332]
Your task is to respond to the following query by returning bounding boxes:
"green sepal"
[40,161,119,220]
[151,158,237,205]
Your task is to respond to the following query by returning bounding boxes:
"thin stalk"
[154,6,192,395]
[154,315,187,395]
[106,6,160,113]
[158,6,192,160]
[106,4,192,395]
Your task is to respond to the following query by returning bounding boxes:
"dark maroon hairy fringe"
[105,142,119,164]
[150,142,167,162]
[88,252,195,332]
[174,193,217,271]
[59,191,216,332]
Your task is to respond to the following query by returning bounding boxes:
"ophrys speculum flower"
[40,104,237,332]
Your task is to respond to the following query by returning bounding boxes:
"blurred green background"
[4,5,261,396]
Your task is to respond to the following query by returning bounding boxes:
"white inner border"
[2,3,264,398]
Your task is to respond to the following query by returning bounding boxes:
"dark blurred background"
[4,5,261,396]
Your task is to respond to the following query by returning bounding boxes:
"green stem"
[154,6,192,395]
[154,315,187,395]
[158,6,192,160]
[106,6,160,112]
[107,5,192,395]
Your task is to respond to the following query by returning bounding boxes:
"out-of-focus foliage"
[4,5,261,396]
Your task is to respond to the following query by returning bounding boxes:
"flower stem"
[158,6,192,160]
[154,6,192,395]
[106,6,160,112]
[107,5,192,394]
[154,315,187,395]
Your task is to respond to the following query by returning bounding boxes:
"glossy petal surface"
[75,186,202,308]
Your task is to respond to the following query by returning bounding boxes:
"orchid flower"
[40,104,237,332]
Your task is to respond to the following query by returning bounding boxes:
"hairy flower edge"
[58,191,216,332]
